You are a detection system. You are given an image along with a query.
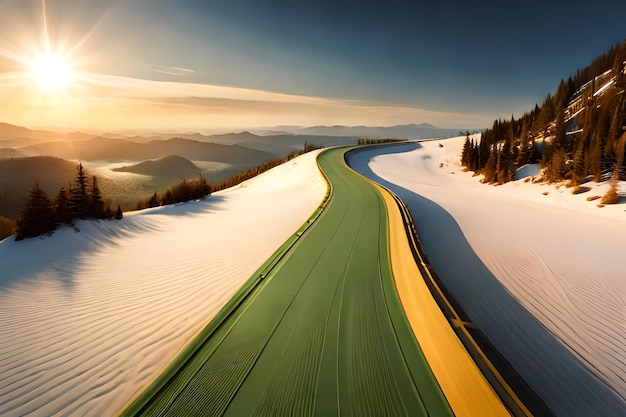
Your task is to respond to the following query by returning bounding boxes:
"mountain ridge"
[19,137,274,166]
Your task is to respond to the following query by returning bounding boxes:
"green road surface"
[123,148,454,416]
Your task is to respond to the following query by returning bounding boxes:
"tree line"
[135,142,321,210]
[15,163,122,241]
[11,141,338,240]
[357,138,406,145]
[136,175,211,210]
[462,40,626,186]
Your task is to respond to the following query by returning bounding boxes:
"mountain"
[0,122,94,143]
[148,138,272,165]
[113,155,201,179]
[272,123,469,139]
[0,155,208,220]
[19,137,274,166]
[0,148,28,159]
[463,40,626,184]
[99,131,261,144]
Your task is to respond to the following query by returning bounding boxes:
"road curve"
[121,147,508,416]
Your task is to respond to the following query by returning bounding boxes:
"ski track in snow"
[349,139,626,416]
[0,150,326,417]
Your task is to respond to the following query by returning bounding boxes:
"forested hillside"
[462,41,626,185]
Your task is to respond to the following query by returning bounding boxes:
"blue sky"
[0,0,625,131]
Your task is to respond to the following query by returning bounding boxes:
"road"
[122,147,507,416]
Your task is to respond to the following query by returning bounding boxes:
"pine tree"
[554,79,569,110]
[478,133,490,169]
[538,94,555,133]
[589,134,602,180]
[541,140,554,170]
[553,102,566,151]
[148,192,159,208]
[54,187,72,225]
[496,139,513,183]
[572,145,585,180]
[461,135,471,167]
[115,205,123,220]
[70,163,90,219]
[482,146,498,183]
[89,176,105,218]
[468,139,478,171]
[194,174,211,199]
[547,148,568,182]
[16,182,56,240]
[517,119,531,166]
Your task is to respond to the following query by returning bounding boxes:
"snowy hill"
[0,150,326,416]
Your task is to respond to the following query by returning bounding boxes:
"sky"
[0,0,625,133]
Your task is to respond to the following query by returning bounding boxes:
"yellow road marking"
[388,191,533,417]
[376,185,513,417]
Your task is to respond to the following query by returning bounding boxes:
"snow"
[0,149,326,416]
[514,163,540,180]
[349,138,626,416]
[593,78,615,97]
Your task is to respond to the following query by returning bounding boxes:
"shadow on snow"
[0,195,228,292]
[347,142,626,416]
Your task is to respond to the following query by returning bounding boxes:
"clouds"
[91,0,626,118]
[0,71,488,132]
[1,0,625,132]
[86,74,492,130]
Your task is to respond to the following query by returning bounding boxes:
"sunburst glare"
[30,52,73,92]
[0,0,101,102]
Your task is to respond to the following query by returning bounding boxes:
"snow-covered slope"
[349,138,626,416]
[0,150,326,416]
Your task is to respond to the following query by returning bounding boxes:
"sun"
[30,52,73,92]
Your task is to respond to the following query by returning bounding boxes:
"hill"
[0,156,181,220]
[0,157,78,219]
[113,155,201,179]
[0,150,327,416]
[463,40,626,185]
[0,148,28,159]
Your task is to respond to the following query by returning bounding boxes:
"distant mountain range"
[0,121,476,220]
[0,122,95,142]
[0,121,474,152]
[20,137,274,165]
[268,123,472,139]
